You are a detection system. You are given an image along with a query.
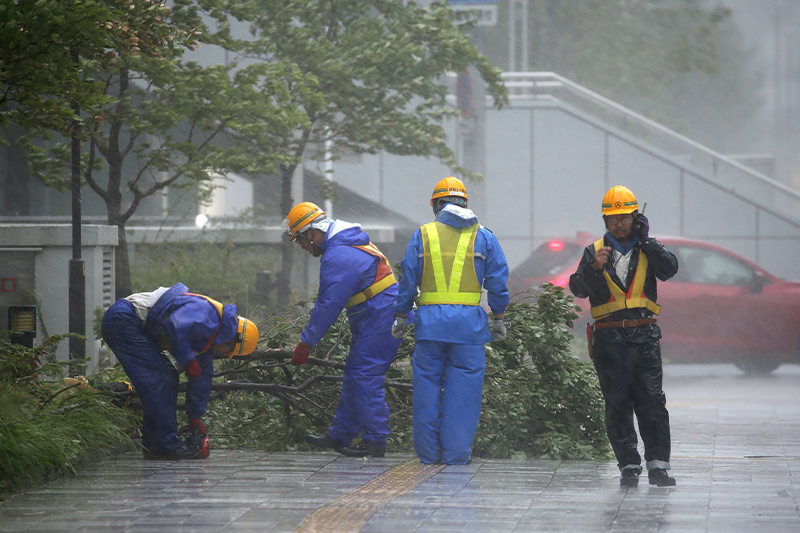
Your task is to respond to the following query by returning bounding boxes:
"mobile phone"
[633,202,647,235]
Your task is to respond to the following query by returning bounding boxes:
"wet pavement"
[2,363,800,532]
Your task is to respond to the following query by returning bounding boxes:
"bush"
[203,284,610,460]
[475,285,610,459]
[131,240,280,316]
[128,241,609,459]
[0,336,138,493]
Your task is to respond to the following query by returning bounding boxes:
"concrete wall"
[330,100,800,281]
[0,225,117,373]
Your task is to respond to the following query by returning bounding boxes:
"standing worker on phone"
[569,185,679,487]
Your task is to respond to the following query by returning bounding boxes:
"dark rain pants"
[101,299,213,454]
[592,324,671,472]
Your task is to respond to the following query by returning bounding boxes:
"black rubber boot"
[620,469,640,487]
[306,433,343,451]
[648,468,677,487]
[143,443,201,460]
[340,443,386,458]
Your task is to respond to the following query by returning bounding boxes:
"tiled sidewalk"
[2,364,799,532]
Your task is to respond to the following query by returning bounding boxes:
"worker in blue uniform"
[283,201,406,458]
[101,283,259,459]
[392,177,510,465]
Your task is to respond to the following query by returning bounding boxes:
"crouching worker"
[101,283,259,460]
[283,201,406,458]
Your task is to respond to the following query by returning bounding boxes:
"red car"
[508,233,800,374]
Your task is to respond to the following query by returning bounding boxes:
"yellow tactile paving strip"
[296,459,446,533]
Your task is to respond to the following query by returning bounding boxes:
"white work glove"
[491,318,509,342]
[391,315,408,339]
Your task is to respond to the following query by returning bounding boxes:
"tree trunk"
[107,68,128,298]
[276,163,296,308]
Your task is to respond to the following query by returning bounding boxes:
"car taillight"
[548,240,564,251]
[551,278,568,287]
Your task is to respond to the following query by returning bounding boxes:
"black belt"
[592,318,657,330]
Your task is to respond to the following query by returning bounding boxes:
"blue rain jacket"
[300,221,398,347]
[101,283,238,452]
[299,221,404,446]
[394,205,510,344]
[394,204,509,464]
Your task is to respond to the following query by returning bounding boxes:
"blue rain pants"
[101,299,214,454]
[327,328,403,447]
[412,340,486,464]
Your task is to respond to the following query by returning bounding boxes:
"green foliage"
[204,300,355,450]
[227,0,507,175]
[476,285,610,459]
[130,239,279,317]
[216,0,508,307]
[21,0,309,296]
[0,0,114,131]
[12,0,507,300]
[204,284,609,460]
[0,0,189,132]
[0,336,138,493]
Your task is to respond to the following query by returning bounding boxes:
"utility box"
[0,224,117,373]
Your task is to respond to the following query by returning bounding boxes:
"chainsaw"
[179,424,210,459]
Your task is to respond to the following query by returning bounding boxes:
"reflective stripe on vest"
[589,239,662,319]
[418,222,482,306]
[182,293,224,352]
[344,243,398,309]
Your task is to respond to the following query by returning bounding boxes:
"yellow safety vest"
[419,222,482,306]
[590,239,661,320]
[344,243,398,309]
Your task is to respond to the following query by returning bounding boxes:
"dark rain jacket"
[569,235,679,323]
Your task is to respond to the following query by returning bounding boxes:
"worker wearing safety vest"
[569,185,679,487]
[392,177,509,465]
[101,283,259,460]
[284,201,405,458]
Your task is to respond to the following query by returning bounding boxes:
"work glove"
[633,213,650,241]
[391,315,408,339]
[491,318,509,342]
[292,341,311,365]
[185,359,201,380]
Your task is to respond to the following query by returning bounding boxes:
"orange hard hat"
[282,202,326,239]
[231,317,259,358]
[430,177,468,206]
[601,186,638,216]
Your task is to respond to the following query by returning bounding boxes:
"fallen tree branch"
[210,376,343,395]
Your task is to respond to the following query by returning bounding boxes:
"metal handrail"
[500,71,800,202]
